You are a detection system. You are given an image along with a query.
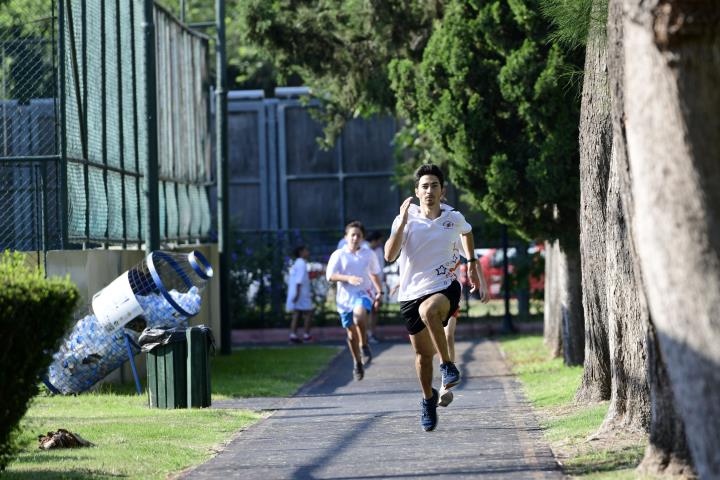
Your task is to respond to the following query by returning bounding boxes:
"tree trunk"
[608,0,694,472]
[559,241,584,366]
[575,0,613,403]
[599,139,650,435]
[544,240,562,357]
[639,323,695,477]
[619,0,713,474]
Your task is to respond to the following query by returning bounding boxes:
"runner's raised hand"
[399,196,413,225]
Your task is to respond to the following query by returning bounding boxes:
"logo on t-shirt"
[442,220,454,229]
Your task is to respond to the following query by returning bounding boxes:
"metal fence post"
[501,224,516,333]
[59,0,68,250]
[216,0,231,354]
[143,0,160,253]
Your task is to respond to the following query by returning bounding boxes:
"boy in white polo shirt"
[286,245,314,343]
[326,221,383,380]
[384,164,489,431]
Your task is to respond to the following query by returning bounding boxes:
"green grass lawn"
[212,346,340,398]
[3,345,338,479]
[497,335,650,479]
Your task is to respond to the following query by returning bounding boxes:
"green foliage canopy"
[390,0,583,243]
[232,0,585,243]
[239,0,441,139]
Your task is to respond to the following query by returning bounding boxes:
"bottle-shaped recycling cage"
[45,251,213,394]
[92,250,213,332]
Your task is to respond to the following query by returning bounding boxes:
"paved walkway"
[183,339,562,479]
[232,323,542,344]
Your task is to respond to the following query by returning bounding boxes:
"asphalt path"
[183,339,562,479]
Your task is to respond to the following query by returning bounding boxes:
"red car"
[477,245,544,299]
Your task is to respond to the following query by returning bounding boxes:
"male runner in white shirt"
[327,221,383,380]
[385,164,489,431]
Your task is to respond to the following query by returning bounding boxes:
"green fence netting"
[63,0,212,245]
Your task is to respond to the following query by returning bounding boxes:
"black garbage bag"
[138,325,216,353]
[138,326,187,352]
[192,325,216,355]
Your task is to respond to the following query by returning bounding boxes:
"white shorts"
[286,295,313,312]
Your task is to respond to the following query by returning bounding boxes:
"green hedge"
[0,251,79,470]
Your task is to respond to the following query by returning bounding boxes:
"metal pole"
[216,0,231,354]
[143,0,160,253]
[116,0,127,248]
[100,0,107,246]
[501,224,516,333]
[58,0,68,249]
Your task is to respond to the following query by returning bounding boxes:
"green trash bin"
[187,326,212,408]
[147,340,188,409]
[143,326,213,409]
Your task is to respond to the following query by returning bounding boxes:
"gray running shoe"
[437,387,454,407]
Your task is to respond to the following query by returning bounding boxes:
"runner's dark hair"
[414,164,445,188]
[345,220,366,237]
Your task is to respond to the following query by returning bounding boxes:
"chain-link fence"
[229,229,342,329]
[0,1,58,157]
[0,159,63,254]
[0,1,214,260]
[228,228,547,329]
[63,1,213,245]
[0,1,61,263]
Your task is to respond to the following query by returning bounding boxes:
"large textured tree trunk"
[639,323,695,476]
[544,240,562,357]
[600,138,650,434]
[559,241,584,366]
[620,0,713,475]
[575,0,612,403]
[608,0,693,472]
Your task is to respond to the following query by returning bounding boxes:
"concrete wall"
[45,244,220,388]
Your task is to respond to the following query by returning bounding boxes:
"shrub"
[0,251,79,470]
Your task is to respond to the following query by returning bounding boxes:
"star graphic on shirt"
[435,265,447,276]
[452,253,459,263]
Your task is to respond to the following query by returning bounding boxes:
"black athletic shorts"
[400,280,461,335]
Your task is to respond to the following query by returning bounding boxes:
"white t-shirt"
[391,203,471,302]
[326,245,381,313]
[285,258,313,311]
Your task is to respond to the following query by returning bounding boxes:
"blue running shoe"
[362,345,372,367]
[353,362,364,381]
[421,388,439,432]
[440,362,460,389]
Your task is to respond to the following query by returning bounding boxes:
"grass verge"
[3,345,338,479]
[497,334,649,479]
